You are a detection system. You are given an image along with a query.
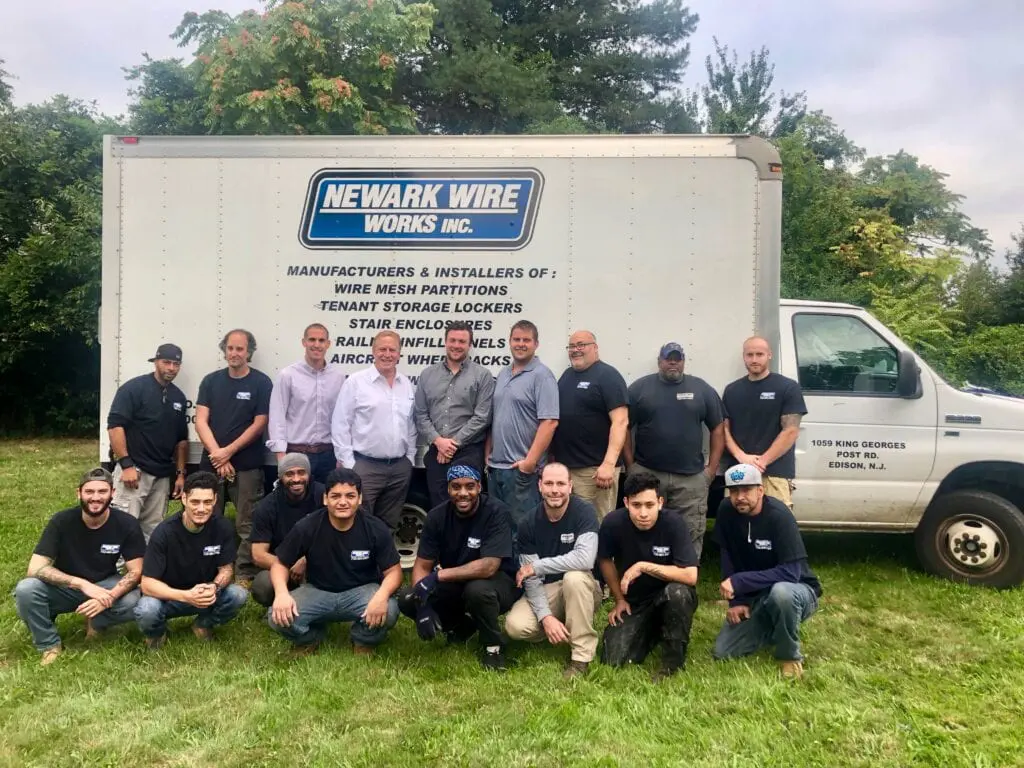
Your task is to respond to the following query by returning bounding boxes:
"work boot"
[145,634,168,651]
[290,642,321,658]
[779,660,803,679]
[192,625,214,642]
[40,644,63,667]
[563,660,590,680]
[480,648,509,671]
[352,643,375,656]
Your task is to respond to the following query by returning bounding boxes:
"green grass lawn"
[1,439,1022,767]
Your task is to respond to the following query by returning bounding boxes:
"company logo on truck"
[299,169,543,250]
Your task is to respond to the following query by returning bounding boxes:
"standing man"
[487,320,559,531]
[722,336,808,508]
[398,465,520,670]
[712,464,822,679]
[550,330,628,518]
[248,453,325,607]
[107,343,189,540]
[625,342,724,558]
[505,463,602,678]
[598,470,699,681]
[332,331,417,531]
[268,468,403,655]
[414,321,495,508]
[134,471,249,648]
[267,323,346,485]
[195,328,273,582]
[14,468,145,666]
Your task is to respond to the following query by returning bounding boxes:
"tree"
[999,224,1024,325]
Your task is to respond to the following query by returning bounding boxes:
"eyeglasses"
[565,342,596,351]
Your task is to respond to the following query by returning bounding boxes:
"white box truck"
[100,134,1024,586]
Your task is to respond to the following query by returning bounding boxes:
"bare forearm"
[270,562,291,594]
[108,427,129,458]
[762,427,800,465]
[141,576,187,602]
[603,412,628,466]
[251,544,276,571]
[213,565,233,591]
[411,558,433,587]
[622,431,634,466]
[723,420,744,458]
[525,420,558,465]
[378,565,403,598]
[32,563,81,589]
[707,425,725,470]
[599,559,625,602]
[439,557,499,582]
[639,561,698,586]
[195,410,220,453]
[107,562,142,600]
[175,441,188,471]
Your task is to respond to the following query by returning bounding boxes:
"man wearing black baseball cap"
[107,342,189,540]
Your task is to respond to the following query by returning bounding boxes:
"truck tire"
[915,490,1024,588]
[394,487,432,571]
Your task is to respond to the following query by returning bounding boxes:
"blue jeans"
[134,584,249,638]
[306,450,337,487]
[487,467,541,534]
[268,582,399,647]
[712,582,818,662]
[14,575,140,651]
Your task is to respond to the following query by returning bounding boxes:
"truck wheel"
[915,490,1024,588]
[394,492,430,571]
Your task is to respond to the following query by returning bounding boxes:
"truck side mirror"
[897,349,921,398]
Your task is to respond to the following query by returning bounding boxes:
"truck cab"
[778,299,1024,587]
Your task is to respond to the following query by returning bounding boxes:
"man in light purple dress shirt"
[331,331,417,531]
[267,323,347,484]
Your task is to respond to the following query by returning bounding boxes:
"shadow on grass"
[702,530,919,572]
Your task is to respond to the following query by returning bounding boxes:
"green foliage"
[940,324,1024,395]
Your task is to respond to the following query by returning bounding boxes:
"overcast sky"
[1,0,1020,254]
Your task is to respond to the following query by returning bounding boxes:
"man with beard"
[487,320,560,532]
[625,342,725,558]
[599,470,699,681]
[332,331,417,531]
[268,468,403,654]
[722,337,808,509]
[550,330,628,518]
[414,321,495,508]
[195,328,274,581]
[504,463,602,678]
[107,343,189,540]
[134,471,249,649]
[15,468,146,666]
[249,453,325,607]
[267,323,346,484]
[712,464,821,679]
[398,464,520,670]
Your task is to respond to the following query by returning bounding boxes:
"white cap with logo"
[724,463,764,487]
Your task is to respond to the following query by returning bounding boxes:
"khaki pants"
[569,466,622,520]
[763,476,794,509]
[505,571,601,662]
[112,465,169,542]
[630,464,709,559]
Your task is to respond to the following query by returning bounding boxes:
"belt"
[354,451,406,465]
[287,443,333,454]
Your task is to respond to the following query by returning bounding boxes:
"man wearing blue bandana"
[398,463,520,670]
[712,464,822,679]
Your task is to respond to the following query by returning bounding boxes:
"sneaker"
[40,645,63,667]
[192,625,214,642]
[352,643,375,656]
[144,634,168,651]
[480,649,509,671]
[84,618,100,642]
[290,642,321,658]
[563,660,590,680]
[779,660,803,679]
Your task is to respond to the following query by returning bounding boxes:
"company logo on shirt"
[202,545,222,556]
[100,544,121,554]
[652,545,671,557]
[172,401,184,411]
[676,392,694,400]
[467,537,482,549]
[351,550,370,561]
[754,539,773,551]
[560,533,575,544]
[760,392,776,400]
[576,382,591,390]
[236,391,252,401]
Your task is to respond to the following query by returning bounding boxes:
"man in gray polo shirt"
[487,320,559,532]
[414,321,496,508]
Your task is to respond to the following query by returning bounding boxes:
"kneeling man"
[15,467,145,665]
[268,468,402,654]
[398,464,520,670]
[505,463,601,678]
[598,470,699,680]
[135,471,248,648]
[712,464,822,679]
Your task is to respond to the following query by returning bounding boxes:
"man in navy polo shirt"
[712,464,821,679]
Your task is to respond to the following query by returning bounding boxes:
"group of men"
[15,319,821,681]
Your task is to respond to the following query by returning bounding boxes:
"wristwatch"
[117,456,134,470]
[175,469,186,476]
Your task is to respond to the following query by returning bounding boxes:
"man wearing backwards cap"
[248,453,325,607]
[712,464,822,679]
[398,463,520,671]
[107,342,189,540]
[625,341,725,559]
[15,468,146,666]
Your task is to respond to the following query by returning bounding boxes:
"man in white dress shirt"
[331,331,417,530]
[267,323,347,485]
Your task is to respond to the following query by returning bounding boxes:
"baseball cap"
[659,342,685,360]
[148,343,183,363]
[725,463,763,487]
[79,466,114,488]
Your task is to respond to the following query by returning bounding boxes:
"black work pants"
[601,583,698,670]
[399,571,520,648]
